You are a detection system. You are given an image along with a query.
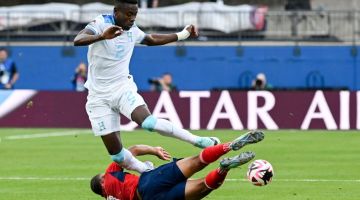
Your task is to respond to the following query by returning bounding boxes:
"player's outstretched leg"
[162,132,263,200]
[131,105,220,148]
[149,117,220,148]
[184,152,255,200]
[176,130,264,179]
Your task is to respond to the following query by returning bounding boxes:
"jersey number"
[115,44,125,59]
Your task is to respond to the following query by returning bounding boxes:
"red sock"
[200,143,231,164]
[205,168,228,189]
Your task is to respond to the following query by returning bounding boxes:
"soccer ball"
[247,159,274,186]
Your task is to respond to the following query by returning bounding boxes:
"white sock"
[154,118,200,145]
[120,148,153,173]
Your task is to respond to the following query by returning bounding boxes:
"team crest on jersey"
[127,32,133,42]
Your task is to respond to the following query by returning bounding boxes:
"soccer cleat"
[229,130,264,151]
[220,151,255,171]
[194,137,221,148]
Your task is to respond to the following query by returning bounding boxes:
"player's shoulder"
[106,162,123,173]
[93,14,115,25]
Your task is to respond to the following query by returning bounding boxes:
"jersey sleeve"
[105,162,123,173]
[133,24,146,44]
[85,15,104,35]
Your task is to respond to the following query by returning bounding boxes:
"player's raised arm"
[73,26,124,46]
[128,145,171,161]
[141,24,199,46]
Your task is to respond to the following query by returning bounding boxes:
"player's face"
[114,3,138,31]
[0,50,7,62]
[100,174,105,196]
[163,74,172,84]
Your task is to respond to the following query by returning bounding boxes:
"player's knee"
[111,148,125,163]
[141,115,157,131]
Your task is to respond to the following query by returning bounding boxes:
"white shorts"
[85,78,146,136]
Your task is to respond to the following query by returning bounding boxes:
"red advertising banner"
[0,90,359,130]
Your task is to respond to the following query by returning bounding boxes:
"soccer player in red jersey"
[90,131,264,200]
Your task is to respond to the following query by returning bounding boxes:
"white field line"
[0,177,89,181]
[0,177,359,183]
[4,130,91,140]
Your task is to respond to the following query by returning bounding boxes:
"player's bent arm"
[141,34,178,46]
[128,145,160,156]
[74,26,123,46]
[73,29,104,46]
[141,24,199,46]
[128,145,171,160]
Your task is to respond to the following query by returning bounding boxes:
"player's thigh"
[112,82,147,121]
[86,98,120,136]
[161,181,187,200]
[160,179,211,200]
[176,156,208,178]
[138,160,187,200]
[184,179,212,200]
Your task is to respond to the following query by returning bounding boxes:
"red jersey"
[103,162,140,200]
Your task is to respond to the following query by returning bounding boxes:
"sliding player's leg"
[137,131,264,200]
[161,150,256,200]
[183,152,255,200]
[176,130,265,178]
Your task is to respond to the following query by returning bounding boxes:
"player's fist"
[186,24,199,38]
[102,26,123,39]
[177,25,199,41]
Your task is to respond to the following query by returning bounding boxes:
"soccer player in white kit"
[74,0,219,173]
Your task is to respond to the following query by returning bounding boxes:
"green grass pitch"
[0,128,359,200]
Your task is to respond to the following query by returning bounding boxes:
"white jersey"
[84,14,146,95]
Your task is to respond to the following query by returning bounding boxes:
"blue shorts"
[138,159,187,200]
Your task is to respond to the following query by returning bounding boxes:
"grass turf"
[0,128,359,200]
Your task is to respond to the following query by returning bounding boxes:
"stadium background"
[0,0,359,200]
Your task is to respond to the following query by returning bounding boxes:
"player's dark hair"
[114,0,138,5]
[90,174,103,197]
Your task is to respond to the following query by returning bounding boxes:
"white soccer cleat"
[194,137,221,148]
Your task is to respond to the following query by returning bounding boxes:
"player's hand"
[102,26,123,40]
[186,24,199,38]
[154,146,171,161]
